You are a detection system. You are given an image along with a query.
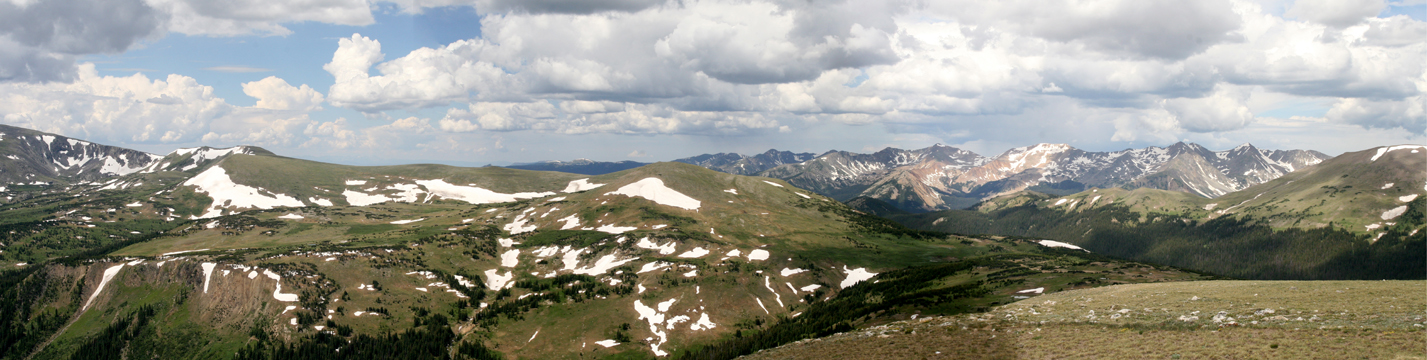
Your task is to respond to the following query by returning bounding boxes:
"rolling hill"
[0,126,1226,360]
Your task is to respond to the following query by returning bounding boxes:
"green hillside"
[893,145,1427,280]
[2,153,1215,360]
[741,280,1426,359]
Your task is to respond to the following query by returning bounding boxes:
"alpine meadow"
[0,0,1423,359]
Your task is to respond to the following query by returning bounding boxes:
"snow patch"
[677,247,709,258]
[723,189,738,195]
[563,178,605,193]
[1053,198,1069,206]
[278,213,304,220]
[1371,145,1426,161]
[595,340,620,347]
[800,284,822,292]
[1382,206,1408,220]
[573,253,638,275]
[633,299,672,356]
[83,262,124,311]
[596,224,638,234]
[345,180,367,185]
[183,166,304,218]
[503,213,537,234]
[762,180,783,187]
[636,237,677,255]
[390,218,425,224]
[840,266,876,289]
[558,215,581,230]
[500,249,520,267]
[1037,240,1089,252]
[1399,194,1418,202]
[201,263,216,293]
[1382,183,1395,190]
[1016,287,1044,294]
[608,178,700,210]
[160,248,209,257]
[416,179,555,204]
[747,249,769,261]
[483,269,513,290]
[638,261,671,274]
[343,190,391,206]
[780,268,807,276]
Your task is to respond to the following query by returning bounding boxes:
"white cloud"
[1325,95,1426,133]
[242,76,324,111]
[0,63,325,147]
[324,34,513,112]
[1163,85,1255,132]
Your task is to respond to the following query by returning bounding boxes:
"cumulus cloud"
[1325,95,1426,133]
[315,0,1422,143]
[324,34,513,112]
[242,76,324,111]
[0,63,320,147]
[1162,86,1255,132]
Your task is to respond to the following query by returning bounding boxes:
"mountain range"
[529,142,1329,213]
[0,124,1416,360]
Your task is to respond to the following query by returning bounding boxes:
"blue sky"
[1,0,1423,166]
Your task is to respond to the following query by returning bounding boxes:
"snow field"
[608,178,701,210]
[183,166,304,218]
[277,213,304,219]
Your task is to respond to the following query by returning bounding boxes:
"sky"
[0,0,1423,166]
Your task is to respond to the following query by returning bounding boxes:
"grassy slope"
[53,162,1017,359]
[742,280,1426,360]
